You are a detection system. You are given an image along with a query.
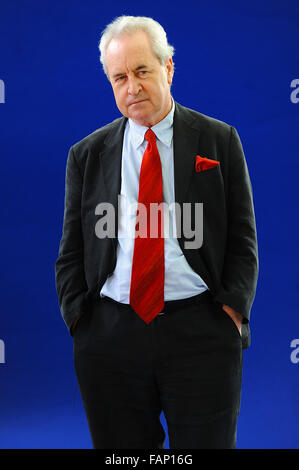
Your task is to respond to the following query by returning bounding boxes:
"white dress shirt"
[100,100,208,303]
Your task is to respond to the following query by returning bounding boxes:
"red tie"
[129,128,165,324]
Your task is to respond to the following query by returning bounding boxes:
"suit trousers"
[73,290,243,449]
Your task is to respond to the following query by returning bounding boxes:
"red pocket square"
[195,155,220,172]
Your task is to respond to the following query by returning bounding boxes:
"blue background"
[0,0,298,449]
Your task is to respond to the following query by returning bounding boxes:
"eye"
[115,75,126,83]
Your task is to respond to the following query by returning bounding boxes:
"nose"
[127,75,141,96]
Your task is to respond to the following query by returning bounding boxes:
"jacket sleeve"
[214,126,259,323]
[55,146,88,334]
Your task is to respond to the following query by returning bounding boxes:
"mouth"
[129,99,147,106]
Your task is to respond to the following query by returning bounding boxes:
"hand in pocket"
[222,304,242,337]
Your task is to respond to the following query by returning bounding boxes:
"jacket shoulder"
[175,101,233,137]
[71,116,125,157]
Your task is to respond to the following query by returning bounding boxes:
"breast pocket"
[195,162,221,179]
[191,163,225,203]
[186,163,226,247]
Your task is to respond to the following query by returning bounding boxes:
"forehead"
[106,31,160,73]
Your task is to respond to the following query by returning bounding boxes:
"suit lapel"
[173,101,201,207]
[99,116,127,247]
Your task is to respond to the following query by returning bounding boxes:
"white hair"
[98,15,175,77]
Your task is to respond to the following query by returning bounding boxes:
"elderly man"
[55,15,258,449]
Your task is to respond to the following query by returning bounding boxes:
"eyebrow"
[135,65,148,71]
[112,65,149,80]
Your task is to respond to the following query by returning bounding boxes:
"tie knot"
[145,128,156,144]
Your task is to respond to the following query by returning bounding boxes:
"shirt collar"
[128,98,174,149]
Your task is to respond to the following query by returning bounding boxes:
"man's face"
[105,31,174,127]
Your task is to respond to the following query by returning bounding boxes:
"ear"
[165,57,174,85]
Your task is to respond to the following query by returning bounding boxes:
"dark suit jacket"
[55,101,258,349]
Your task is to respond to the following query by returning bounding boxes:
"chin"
[129,113,151,126]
